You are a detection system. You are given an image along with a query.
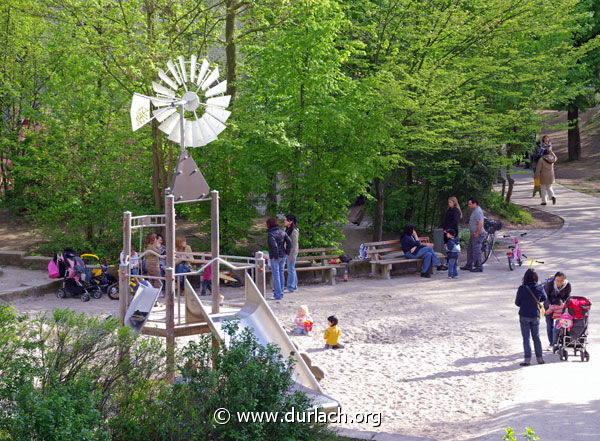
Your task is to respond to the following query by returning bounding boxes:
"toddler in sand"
[324,315,343,349]
[293,305,313,335]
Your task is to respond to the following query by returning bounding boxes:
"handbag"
[526,286,545,318]
[534,177,540,187]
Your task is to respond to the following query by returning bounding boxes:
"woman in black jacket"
[442,196,462,243]
[515,269,548,366]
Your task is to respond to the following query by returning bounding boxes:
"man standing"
[461,197,485,272]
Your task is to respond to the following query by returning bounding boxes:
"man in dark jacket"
[515,269,547,366]
[266,217,291,300]
[542,272,571,349]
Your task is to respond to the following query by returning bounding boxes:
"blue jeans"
[286,255,297,291]
[292,328,308,335]
[448,258,458,277]
[175,263,191,290]
[270,257,286,299]
[201,280,212,295]
[406,246,441,274]
[466,233,485,269]
[520,315,543,359]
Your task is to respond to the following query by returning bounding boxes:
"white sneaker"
[545,345,553,352]
[268,296,281,300]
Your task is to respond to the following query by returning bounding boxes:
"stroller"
[53,248,103,302]
[554,296,591,362]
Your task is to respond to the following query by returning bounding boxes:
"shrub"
[483,192,534,225]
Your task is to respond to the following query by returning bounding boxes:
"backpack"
[358,244,368,260]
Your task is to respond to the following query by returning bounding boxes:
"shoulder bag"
[526,286,545,318]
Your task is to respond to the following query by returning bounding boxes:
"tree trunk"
[225,0,237,101]
[567,106,581,161]
[372,177,384,241]
[151,120,163,211]
[403,166,414,220]
[505,171,515,204]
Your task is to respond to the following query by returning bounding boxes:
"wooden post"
[165,193,176,382]
[211,190,219,314]
[120,211,132,321]
[255,251,266,296]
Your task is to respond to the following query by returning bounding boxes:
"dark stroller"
[554,296,591,362]
[54,248,102,302]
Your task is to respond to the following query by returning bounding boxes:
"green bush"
[483,192,534,225]
[503,427,539,440]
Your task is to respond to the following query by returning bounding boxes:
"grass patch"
[483,192,534,225]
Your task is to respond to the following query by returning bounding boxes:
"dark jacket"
[446,237,460,259]
[267,226,291,260]
[515,282,547,319]
[400,235,420,255]
[442,207,461,233]
[543,279,571,308]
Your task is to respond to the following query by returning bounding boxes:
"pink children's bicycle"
[504,232,527,271]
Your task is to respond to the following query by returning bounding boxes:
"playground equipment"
[124,55,338,411]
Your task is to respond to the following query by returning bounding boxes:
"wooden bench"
[266,247,347,286]
[363,237,438,279]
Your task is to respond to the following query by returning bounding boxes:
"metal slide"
[187,273,340,412]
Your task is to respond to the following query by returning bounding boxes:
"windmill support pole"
[211,190,220,314]
[165,193,176,382]
[120,212,132,321]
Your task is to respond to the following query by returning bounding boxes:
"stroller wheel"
[57,288,67,299]
[80,293,91,302]
[560,349,568,361]
[107,283,119,300]
[585,351,590,362]
[92,288,103,300]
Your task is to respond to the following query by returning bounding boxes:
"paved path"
[469,170,600,440]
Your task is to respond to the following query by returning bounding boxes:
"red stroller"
[554,296,591,362]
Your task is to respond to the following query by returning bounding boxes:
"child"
[201,262,212,296]
[546,301,564,348]
[293,305,312,335]
[445,229,461,279]
[324,315,343,349]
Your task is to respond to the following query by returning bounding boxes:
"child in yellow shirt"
[324,315,343,349]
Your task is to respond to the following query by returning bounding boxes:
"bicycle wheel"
[481,234,493,264]
[508,256,514,271]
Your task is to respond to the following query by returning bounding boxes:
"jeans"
[175,263,191,290]
[465,233,485,269]
[406,246,441,274]
[270,257,286,299]
[286,255,297,291]
[545,315,559,345]
[292,328,308,335]
[201,279,212,295]
[520,315,543,359]
[448,258,458,277]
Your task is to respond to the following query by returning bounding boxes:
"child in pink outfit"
[546,302,564,346]
[293,305,312,335]
[201,263,212,296]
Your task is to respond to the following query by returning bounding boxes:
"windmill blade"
[190,55,197,83]
[202,113,226,136]
[167,59,182,85]
[178,55,188,84]
[206,95,231,108]
[190,119,206,147]
[205,81,227,98]
[167,119,182,144]
[196,59,209,86]
[152,81,176,98]
[158,112,181,137]
[158,69,178,90]
[205,106,231,124]
[152,107,177,123]
[198,118,217,144]
[201,67,219,90]
[130,93,151,131]
[150,96,177,107]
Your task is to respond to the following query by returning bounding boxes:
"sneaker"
[284,288,293,293]
[537,357,545,365]
[448,276,453,279]
[519,361,531,366]
[552,196,556,205]
[452,275,459,279]
[470,267,483,272]
[420,272,431,278]
[541,202,547,206]
[437,264,448,271]
[460,266,472,271]
[545,345,553,352]
[268,296,282,300]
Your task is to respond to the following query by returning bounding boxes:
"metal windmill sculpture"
[130,55,231,201]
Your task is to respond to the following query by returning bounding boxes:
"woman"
[534,148,557,205]
[400,223,444,278]
[515,269,547,366]
[284,214,299,293]
[543,272,571,350]
[175,236,194,291]
[144,233,162,289]
[266,217,291,300]
[442,197,462,243]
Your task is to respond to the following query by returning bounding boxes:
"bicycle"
[503,232,527,271]
[481,218,503,264]
[522,254,544,269]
